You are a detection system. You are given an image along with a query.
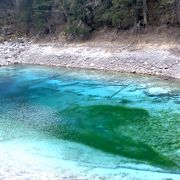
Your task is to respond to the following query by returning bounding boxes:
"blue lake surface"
[0,65,180,179]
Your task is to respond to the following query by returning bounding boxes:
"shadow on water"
[45,105,179,171]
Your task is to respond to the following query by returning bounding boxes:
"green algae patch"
[45,105,178,170]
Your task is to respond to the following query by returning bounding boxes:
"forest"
[0,0,180,39]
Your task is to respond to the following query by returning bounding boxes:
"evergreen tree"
[2,0,178,37]
[32,0,53,33]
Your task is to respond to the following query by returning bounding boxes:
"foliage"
[32,0,53,32]
[1,0,179,37]
[17,0,33,34]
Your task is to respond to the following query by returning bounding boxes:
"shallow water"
[0,65,180,179]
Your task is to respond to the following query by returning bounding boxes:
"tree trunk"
[175,0,180,24]
[143,0,147,25]
[16,0,19,13]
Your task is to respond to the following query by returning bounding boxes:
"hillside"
[0,0,180,40]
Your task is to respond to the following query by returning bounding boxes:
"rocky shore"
[0,40,180,79]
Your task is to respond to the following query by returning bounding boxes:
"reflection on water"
[0,65,180,179]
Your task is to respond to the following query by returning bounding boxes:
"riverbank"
[0,38,180,79]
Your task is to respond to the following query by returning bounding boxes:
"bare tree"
[15,0,23,14]
[143,0,147,25]
[15,0,19,13]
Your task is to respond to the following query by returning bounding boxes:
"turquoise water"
[0,65,180,179]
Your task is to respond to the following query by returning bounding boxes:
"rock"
[17,38,25,43]
[1,26,13,36]
[90,63,95,67]
[132,70,136,74]
[143,61,148,65]
[0,35,4,43]
[110,60,115,64]
[5,56,11,59]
